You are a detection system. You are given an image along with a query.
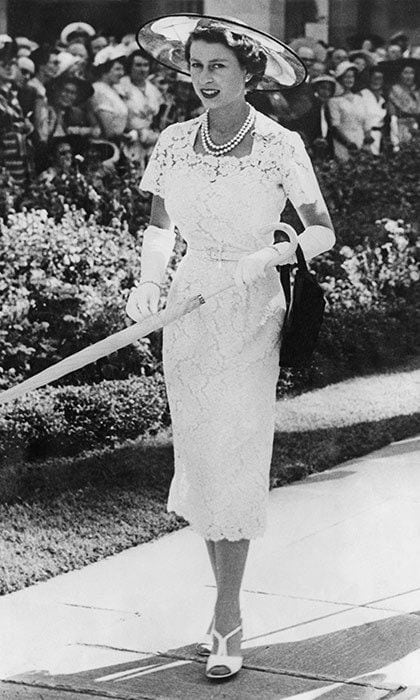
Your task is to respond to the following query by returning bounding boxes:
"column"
[0,0,8,32]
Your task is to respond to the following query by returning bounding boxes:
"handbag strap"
[279,244,307,309]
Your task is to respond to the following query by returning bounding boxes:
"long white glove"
[234,223,298,287]
[297,225,335,261]
[126,224,175,320]
[234,223,335,288]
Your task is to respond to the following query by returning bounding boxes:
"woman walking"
[127,15,335,681]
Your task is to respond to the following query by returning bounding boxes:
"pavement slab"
[1,436,420,698]
[6,655,401,700]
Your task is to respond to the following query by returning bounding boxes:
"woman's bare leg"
[211,538,250,661]
[204,540,218,633]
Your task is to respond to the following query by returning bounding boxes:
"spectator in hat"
[349,50,373,90]
[43,74,99,142]
[0,35,34,185]
[389,32,411,58]
[299,75,336,159]
[66,42,91,78]
[327,47,349,75]
[117,48,162,166]
[82,138,119,190]
[90,45,128,141]
[37,134,86,186]
[29,44,61,99]
[360,65,388,155]
[329,61,371,161]
[60,22,96,48]
[388,59,420,149]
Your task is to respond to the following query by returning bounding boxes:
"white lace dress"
[140,108,321,541]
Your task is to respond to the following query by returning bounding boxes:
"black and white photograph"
[0,0,419,697]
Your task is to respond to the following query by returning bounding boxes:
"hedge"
[0,375,168,465]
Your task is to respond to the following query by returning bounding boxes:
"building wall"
[0,0,8,32]
[204,0,272,34]
[328,0,359,48]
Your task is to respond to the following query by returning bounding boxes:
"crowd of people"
[0,22,419,193]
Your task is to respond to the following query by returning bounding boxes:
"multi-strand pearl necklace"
[200,107,255,156]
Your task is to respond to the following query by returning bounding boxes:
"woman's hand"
[126,282,161,321]
[234,242,297,288]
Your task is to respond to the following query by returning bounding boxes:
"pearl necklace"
[201,108,254,156]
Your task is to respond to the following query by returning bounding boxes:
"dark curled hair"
[126,48,153,74]
[94,57,126,80]
[185,26,267,88]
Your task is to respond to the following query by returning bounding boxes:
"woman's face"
[341,68,356,91]
[91,36,108,56]
[189,40,247,110]
[0,57,16,83]
[369,70,384,91]
[106,60,125,85]
[400,66,416,87]
[56,81,79,108]
[130,55,150,83]
[353,56,367,72]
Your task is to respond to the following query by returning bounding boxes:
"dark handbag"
[278,245,326,368]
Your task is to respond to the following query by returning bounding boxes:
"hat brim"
[46,75,94,103]
[87,139,119,163]
[136,13,307,91]
[377,58,420,84]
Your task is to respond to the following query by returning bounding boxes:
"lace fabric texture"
[140,110,319,540]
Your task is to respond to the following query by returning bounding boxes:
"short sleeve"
[90,83,113,114]
[139,125,175,198]
[279,131,324,209]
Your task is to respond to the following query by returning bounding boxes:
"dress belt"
[187,245,253,266]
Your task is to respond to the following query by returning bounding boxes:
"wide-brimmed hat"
[46,72,94,103]
[377,57,420,85]
[86,139,119,164]
[17,56,35,76]
[60,22,96,45]
[311,74,337,94]
[47,134,87,160]
[289,37,327,62]
[136,14,307,91]
[349,50,374,66]
[93,44,128,68]
[335,60,358,80]
[16,36,39,53]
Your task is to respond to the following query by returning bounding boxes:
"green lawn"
[1,363,419,596]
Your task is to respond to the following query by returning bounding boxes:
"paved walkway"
[1,435,420,699]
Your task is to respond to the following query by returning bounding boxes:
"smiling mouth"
[201,89,220,98]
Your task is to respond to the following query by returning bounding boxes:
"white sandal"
[205,624,243,680]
